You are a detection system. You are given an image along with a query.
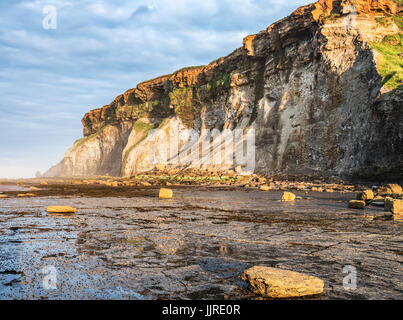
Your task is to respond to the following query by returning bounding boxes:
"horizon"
[0,0,311,179]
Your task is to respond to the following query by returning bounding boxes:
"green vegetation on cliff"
[370,33,403,90]
[169,87,196,128]
[122,100,161,119]
[74,125,109,148]
[206,71,233,97]
[132,121,155,133]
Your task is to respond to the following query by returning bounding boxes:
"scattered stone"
[370,201,385,207]
[384,198,403,214]
[357,190,374,201]
[387,184,402,194]
[373,195,384,201]
[260,185,270,191]
[46,206,77,213]
[377,184,403,195]
[17,193,36,198]
[241,266,324,298]
[348,200,366,209]
[159,188,173,199]
[281,192,296,201]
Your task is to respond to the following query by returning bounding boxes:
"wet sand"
[0,184,402,300]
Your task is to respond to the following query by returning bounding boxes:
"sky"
[0,0,311,178]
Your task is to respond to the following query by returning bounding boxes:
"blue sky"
[0,0,311,178]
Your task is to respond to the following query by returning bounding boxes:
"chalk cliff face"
[46,0,403,180]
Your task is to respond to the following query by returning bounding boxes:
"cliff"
[46,0,403,180]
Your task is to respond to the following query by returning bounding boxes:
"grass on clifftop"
[370,33,403,90]
[74,125,109,148]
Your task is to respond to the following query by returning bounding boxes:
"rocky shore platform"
[1,170,402,299]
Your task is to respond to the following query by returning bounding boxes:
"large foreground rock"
[241,266,324,298]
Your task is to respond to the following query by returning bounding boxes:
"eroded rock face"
[46,0,403,179]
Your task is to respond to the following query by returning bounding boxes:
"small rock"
[141,182,152,187]
[370,201,385,207]
[260,185,270,191]
[377,184,403,195]
[241,266,324,298]
[29,187,39,191]
[348,200,366,209]
[387,184,402,194]
[17,193,36,198]
[281,192,296,201]
[357,190,374,201]
[47,206,77,213]
[384,198,403,214]
[159,188,173,199]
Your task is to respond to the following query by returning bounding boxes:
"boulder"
[46,206,77,213]
[281,192,296,201]
[377,184,403,195]
[0,195,8,198]
[384,198,403,214]
[348,200,366,209]
[357,190,374,201]
[159,188,173,199]
[387,184,402,194]
[241,266,324,298]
